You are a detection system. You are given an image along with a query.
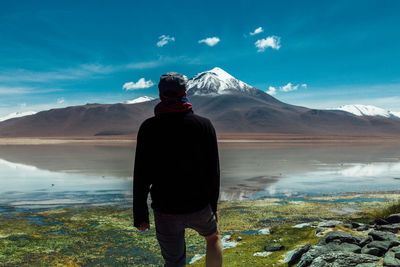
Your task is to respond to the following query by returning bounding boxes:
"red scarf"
[154,92,192,115]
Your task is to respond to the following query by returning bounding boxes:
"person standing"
[133,72,222,267]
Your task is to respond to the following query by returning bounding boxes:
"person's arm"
[207,122,220,215]
[133,123,151,229]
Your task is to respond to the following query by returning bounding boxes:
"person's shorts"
[154,204,218,266]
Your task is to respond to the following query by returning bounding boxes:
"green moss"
[0,192,398,266]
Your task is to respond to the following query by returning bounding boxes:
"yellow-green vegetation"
[0,192,399,266]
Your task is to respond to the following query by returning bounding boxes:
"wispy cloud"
[280,82,299,92]
[266,86,277,95]
[0,63,115,83]
[125,56,186,69]
[157,35,175,47]
[122,78,154,90]
[0,85,61,95]
[301,84,307,88]
[198,37,220,47]
[250,27,264,36]
[57,97,65,104]
[255,36,281,52]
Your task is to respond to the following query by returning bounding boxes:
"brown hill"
[0,91,400,137]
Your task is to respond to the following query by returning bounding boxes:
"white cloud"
[122,78,154,90]
[198,37,220,47]
[266,86,277,95]
[0,85,61,95]
[301,84,307,88]
[255,36,281,52]
[280,82,299,92]
[250,26,264,36]
[0,64,115,83]
[57,98,65,104]
[157,35,175,47]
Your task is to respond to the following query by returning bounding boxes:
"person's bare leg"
[205,231,222,267]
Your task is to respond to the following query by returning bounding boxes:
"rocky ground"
[0,192,399,266]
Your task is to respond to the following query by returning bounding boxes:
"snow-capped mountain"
[0,111,37,122]
[334,104,400,119]
[187,67,257,96]
[125,96,155,104]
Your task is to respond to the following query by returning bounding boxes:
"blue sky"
[1,0,400,116]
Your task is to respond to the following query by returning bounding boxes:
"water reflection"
[0,144,399,207]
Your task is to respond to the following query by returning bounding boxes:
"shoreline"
[1,190,399,266]
[1,134,400,145]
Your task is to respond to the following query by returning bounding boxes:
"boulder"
[359,236,373,247]
[383,251,400,267]
[376,223,400,233]
[391,245,400,259]
[282,244,311,266]
[264,244,285,252]
[318,230,363,246]
[385,214,400,224]
[369,230,400,243]
[363,240,391,256]
[361,246,382,257]
[308,251,379,267]
[317,220,343,228]
[373,218,389,225]
[323,242,361,253]
[298,243,362,267]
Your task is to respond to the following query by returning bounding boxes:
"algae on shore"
[0,193,398,266]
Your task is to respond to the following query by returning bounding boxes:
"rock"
[297,246,327,267]
[318,230,364,246]
[236,236,242,241]
[391,245,400,259]
[317,220,343,228]
[356,263,379,267]
[360,236,373,247]
[282,244,311,266]
[356,224,370,231]
[324,242,361,253]
[253,251,272,257]
[373,218,389,225]
[298,243,363,267]
[361,246,382,257]
[352,222,362,228]
[385,214,400,224]
[293,222,313,228]
[307,251,379,267]
[383,251,400,267]
[376,223,400,233]
[264,244,285,251]
[362,241,391,256]
[258,227,270,235]
[367,240,391,251]
[368,230,400,247]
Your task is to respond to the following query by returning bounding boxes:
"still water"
[0,143,399,211]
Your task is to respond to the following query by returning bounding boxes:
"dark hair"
[158,72,187,97]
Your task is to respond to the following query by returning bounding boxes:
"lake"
[0,142,400,212]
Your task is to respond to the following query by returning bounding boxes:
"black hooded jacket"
[133,110,220,227]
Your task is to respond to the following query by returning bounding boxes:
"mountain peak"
[124,96,155,104]
[187,67,256,96]
[334,104,400,118]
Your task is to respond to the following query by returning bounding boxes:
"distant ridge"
[333,104,400,119]
[1,67,400,137]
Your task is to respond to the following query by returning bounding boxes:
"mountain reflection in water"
[0,144,399,208]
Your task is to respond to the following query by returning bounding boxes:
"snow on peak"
[0,111,37,122]
[334,104,400,118]
[187,67,256,96]
[125,96,155,104]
